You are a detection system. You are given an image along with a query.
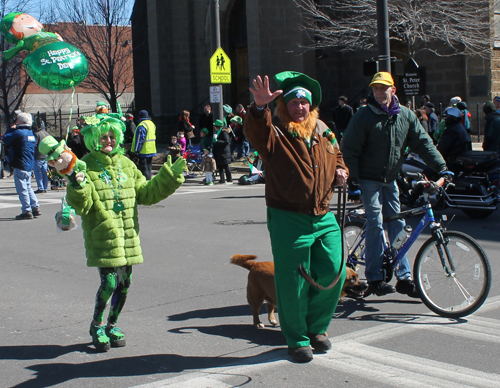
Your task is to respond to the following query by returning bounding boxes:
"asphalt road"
[1,172,499,388]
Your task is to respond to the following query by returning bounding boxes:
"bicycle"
[343,172,492,319]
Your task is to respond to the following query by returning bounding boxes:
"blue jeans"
[14,169,39,213]
[34,159,49,191]
[358,179,411,282]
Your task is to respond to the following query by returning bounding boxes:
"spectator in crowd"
[424,102,439,141]
[230,115,247,161]
[415,108,429,133]
[33,122,50,193]
[331,95,353,142]
[2,112,40,219]
[200,148,216,186]
[199,104,213,136]
[179,110,195,150]
[67,126,89,159]
[132,110,157,180]
[419,94,430,108]
[212,119,233,184]
[199,127,212,154]
[437,107,471,168]
[168,135,183,162]
[493,96,500,113]
[482,101,500,154]
[123,113,136,153]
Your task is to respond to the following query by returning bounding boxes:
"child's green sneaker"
[105,324,126,347]
[89,323,110,352]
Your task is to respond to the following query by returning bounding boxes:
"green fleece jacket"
[342,103,446,183]
[66,150,184,267]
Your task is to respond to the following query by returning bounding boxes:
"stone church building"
[131,0,498,141]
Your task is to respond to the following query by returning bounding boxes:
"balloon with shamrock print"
[0,12,88,91]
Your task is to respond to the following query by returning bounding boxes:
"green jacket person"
[65,117,186,351]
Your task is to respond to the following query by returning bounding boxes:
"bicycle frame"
[347,196,441,271]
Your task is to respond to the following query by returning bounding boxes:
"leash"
[298,184,347,291]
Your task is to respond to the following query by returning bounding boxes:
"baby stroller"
[48,167,67,190]
[184,145,203,176]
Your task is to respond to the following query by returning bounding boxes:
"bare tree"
[293,0,491,59]
[55,0,133,112]
[0,0,38,132]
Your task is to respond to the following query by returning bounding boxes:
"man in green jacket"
[342,72,447,298]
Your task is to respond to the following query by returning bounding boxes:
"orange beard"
[58,150,78,175]
[275,96,319,139]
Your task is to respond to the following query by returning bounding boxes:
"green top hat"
[96,101,107,107]
[0,12,23,44]
[39,136,67,161]
[274,71,322,108]
[201,127,209,134]
[213,119,224,127]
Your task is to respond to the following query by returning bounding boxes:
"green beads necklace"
[94,156,126,212]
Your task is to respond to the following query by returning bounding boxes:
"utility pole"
[376,0,391,73]
[210,0,223,122]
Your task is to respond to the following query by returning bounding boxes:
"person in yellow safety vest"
[132,110,157,180]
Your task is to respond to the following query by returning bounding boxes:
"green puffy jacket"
[342,103,446,183]
[66,150,184,267]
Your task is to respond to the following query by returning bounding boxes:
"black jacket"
[437,121,471,165]
[213,128,232,166]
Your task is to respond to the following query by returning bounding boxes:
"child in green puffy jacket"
[64,117,186,351]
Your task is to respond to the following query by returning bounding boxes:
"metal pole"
[376,0,391,73]
[210,0,223,123]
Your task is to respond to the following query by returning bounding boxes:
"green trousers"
[267,207,345,348]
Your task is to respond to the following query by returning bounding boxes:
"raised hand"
[170,156,187,177]
[249,75,283,108]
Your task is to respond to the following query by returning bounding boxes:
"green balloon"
[23,41,89,91]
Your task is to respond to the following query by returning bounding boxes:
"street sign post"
[210,47,231,84]
[210,86,221,103]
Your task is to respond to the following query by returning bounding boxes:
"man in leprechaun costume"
[59,116,186,351]
[244,72,348,363]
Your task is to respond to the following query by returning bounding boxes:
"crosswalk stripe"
[132,297,500,388]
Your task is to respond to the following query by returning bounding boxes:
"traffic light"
[363,59,404,77]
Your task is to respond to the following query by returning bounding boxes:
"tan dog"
[230,254,367,328]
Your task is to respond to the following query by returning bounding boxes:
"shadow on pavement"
[168,323,284,347]
[11,349,282,388]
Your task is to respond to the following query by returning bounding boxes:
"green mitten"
[171,157,187,177]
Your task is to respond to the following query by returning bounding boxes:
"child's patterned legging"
[94,265,132,325]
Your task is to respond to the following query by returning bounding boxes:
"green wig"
[0,12,23,44]
[81,117,125,155]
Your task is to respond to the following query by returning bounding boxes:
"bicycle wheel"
[343,220,365,267]
[414,230,491,318]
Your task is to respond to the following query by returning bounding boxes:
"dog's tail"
[230,254,258,271]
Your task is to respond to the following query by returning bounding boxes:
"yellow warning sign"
[210,47,231,84]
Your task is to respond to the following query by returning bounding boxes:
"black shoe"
[396,279,420,298]
[32,207,41,217]
[34,189,46,194]
[15,211,33,220]
[364,280,396,297]
[308,333,331,352]
[288,346,313,363]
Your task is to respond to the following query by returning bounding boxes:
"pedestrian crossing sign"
[210,47,231,84]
